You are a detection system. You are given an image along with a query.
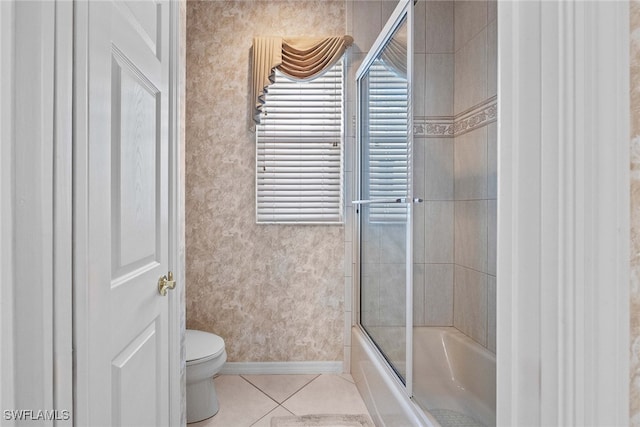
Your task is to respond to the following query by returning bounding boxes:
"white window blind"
[256,62,343,223]
[366,62,409,222]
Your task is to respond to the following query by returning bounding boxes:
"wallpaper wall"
[185,0,346,363]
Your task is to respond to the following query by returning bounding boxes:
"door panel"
[75,1,171,425]
[111,50,161,279]
[111,323,159,426]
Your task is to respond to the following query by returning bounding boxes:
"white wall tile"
[346,53,365,138]
[378,263,406,326]
[345,276,353,315]
[414,139,427,198]
[425,53,454,116]
[360,263,380,326]
[454,200,488,272]
[426,1,454,53]
[487,0,497,24]
[454,28,487,115]
[346,0,354,34]
[413,202,426,263]
[361,222,381,264]
[425,201,454,263]
[344,241,353,277]
[453,265,488,346]
[344,310,352,346]
[414,0,427,54]
[379,224,407,265]
[454,126,488,200]
[424,263,454,325]
[381,0,400,27]
[343,136,356,173]
[424,138,455,200]
[487,199,496,277]
[487,19,497,98]
[413,53,427,117]
[487,274,496,353]
[345,171,354,211]
[413,263,426,325]
[454,0,487,52]
[351,1,383,54]
[344,205,354,244]
[487,122,497,199]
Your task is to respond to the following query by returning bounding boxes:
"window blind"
[366,62,409,222]
[256,62,343,223]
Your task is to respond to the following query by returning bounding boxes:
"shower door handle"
[352,198,405,205]
[352,197,423,204]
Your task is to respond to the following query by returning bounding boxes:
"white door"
[74,1,173,426]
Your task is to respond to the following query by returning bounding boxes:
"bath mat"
[270,414,374,427]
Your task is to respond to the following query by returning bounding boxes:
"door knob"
[158,271,176,296]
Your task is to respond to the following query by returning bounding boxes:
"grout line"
[239,375,281,406]
[335,373,355,385]
[249,405,294,427]
[278,373,321,406]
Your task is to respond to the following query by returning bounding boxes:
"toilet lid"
[186,330,225,362]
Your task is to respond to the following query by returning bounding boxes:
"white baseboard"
[220,361,343,375]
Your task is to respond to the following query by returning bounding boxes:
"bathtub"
[413,327,496,426]
[351,326,496,427]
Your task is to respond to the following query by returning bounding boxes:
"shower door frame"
[353,0,415,399]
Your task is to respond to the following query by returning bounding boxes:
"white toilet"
[186,329,227,423]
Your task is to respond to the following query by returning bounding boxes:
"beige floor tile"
[188,375,278,426]
[339,373,355,384]
[250,406,295,427]
[281,374,371,417]
[242,374,318,403]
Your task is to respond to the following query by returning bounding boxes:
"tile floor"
[189,374,374,427]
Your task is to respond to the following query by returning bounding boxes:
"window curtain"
[251,35,353,125]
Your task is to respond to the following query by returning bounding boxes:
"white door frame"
[0,0,183,425]
[167,0,186,423]
[0,0,16,421]
[497,1,630,425]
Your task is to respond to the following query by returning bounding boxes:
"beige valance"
[252,35,354,125]
[380,37,407,79]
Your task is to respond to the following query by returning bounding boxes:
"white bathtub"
[413,327,496,427]
[351,326,496,427]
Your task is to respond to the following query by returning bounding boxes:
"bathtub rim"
[351,325,439,427]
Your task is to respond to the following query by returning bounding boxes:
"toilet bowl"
[186,329,227,423]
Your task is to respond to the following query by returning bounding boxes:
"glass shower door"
[355,8,413,389]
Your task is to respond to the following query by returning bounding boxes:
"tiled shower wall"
[412,1,497,353]
[347,0,497,354]
[451,1,497,353]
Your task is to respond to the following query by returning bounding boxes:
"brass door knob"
[158,271,176,296]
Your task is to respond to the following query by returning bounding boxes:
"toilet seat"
[186,330,225,365]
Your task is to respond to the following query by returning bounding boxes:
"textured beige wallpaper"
[185,0,346,362]
[632,1,640,422]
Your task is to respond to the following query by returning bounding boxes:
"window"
[256,61,343,224]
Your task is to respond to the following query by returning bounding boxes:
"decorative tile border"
[413,116,455,137]
[414,96,497,138]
